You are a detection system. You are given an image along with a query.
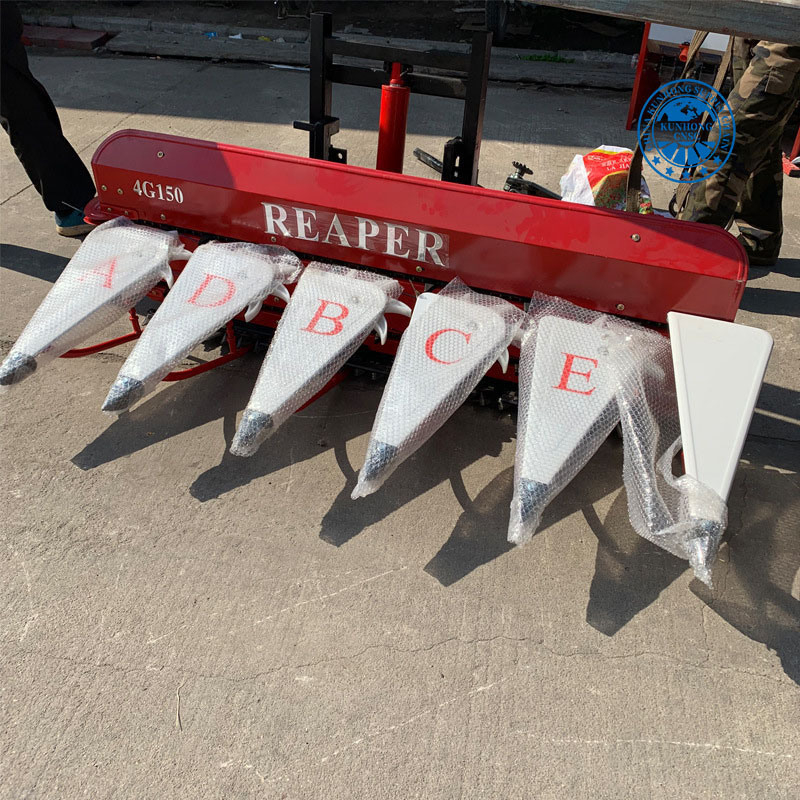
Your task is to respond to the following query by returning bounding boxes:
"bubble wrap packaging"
[102,242,301,413]
[509,293,727,586]
[0,217,183,389]
[352,278,524,498]
[230,262,403,457]
[612,321,727,586]
[509,297,628,545]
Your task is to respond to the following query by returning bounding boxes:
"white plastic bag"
[559,145,653,213]
[612,324,727,585]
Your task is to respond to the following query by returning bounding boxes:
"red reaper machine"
[1,14,773,586]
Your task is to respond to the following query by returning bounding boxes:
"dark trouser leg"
[0,6,95,216]
[680,41,800,255]
[734,137,784,259]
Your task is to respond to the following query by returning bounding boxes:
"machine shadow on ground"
[748,382,800,461]
[316,404,514,547]
[583,434,800,685]
[189,380,519,545]
[68,355,799,690]
[424,436,625,587]
[71,359,261,470]
[739,286,800,317]
[693,437,800,686]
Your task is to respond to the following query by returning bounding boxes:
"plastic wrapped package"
[352,278,524,498]
[508,295,632,545]
[230,262,406,457]
[509,292,727,585]
[0,217,183,389]
[612,324,727,586]
[102,242,301,413]
[559,145,653,213]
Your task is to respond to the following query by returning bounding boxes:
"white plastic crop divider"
[102,242,301,413]
[509,315,626,544]
[352,283,524,498]
[667,311,773,502]
[412,293,513,371]
[230,262,409,457]
[0,217,183,389]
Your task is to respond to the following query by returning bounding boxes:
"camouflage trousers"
[679,40,800,260]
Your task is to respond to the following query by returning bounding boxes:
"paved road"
[1,52,798,799]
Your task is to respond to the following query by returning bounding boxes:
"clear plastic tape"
[508,295,626,545]
[102,241,301,413]
[0,217,183,389]
[352,277,524,498]
[230,261,402,457]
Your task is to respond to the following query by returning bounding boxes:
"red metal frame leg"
[162,321,251,381]
[791,124,800,161]
[60,314,250,382]
[60,309,143,358]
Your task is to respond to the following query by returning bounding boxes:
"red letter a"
[79,257,117,289]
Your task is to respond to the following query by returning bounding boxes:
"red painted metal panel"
[91,129,746,324]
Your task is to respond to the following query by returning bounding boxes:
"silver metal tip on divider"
[102,376,145,413]
[352,440,398,498]
[230,409,274,457]
[0,352,37,387]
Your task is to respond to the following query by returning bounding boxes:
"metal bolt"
[117,188,123,195]
[415,265,423,273]
[101,184,107,191]
[616,303,625,311]
[160,214,166,221]
[270,236,277,243]
[106,207,112,212]
[157,151,164,158]
[631,233,641,242]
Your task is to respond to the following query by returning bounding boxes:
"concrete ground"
[1,51,798,800]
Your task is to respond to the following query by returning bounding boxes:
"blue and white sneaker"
[55,209,94,237]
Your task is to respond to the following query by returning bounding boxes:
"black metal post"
[459,31,492,185]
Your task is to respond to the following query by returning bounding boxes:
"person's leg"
[680,42,800,261]
[0,2,95,231]
[678,39,752,229]
[733,138,784,263]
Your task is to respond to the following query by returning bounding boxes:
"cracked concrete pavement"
[1,51,799,799]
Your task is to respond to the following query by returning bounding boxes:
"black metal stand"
[294,12,492,185]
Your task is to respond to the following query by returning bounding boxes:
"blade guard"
[0,217,182,390]
[102,242,301,413]
[230,262,408,457]
[352,278,524,498]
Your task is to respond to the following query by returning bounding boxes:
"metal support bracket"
[296,11,491,184]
